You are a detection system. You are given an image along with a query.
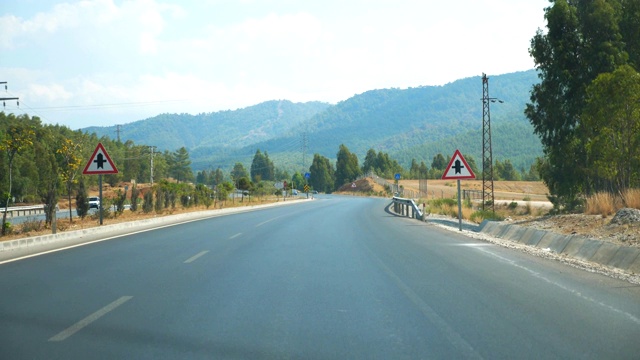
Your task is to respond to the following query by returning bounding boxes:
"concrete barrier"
[479,220,640,274]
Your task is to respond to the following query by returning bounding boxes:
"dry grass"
[586,189,640,216]
[586,192,617,216]
[622,188,640,209]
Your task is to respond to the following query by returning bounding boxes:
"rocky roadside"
[424,208,640,285]
[511,208,640,249]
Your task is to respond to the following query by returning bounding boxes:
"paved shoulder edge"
[0,199,312,260]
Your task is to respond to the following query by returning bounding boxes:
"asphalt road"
[1,195,639,359]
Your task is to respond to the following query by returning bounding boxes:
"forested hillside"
[182,70,542,172]
[85,100,331,152]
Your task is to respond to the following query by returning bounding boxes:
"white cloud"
[2,0,549,128]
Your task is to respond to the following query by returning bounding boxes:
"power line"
[1,81,19,109]
[5,99,187,112]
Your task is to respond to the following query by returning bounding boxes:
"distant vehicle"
[312,190,318,194]
[88,196,100,209]
[292,189,298,195]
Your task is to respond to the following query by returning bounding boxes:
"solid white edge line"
[184,250,209,263]
[0,208,268,265]
[48,296,133,342]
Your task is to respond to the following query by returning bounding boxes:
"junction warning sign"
[83,143,118,175]
[441,149,475,180]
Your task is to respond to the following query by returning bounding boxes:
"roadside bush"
[463,197,473,209]
[143,190,153,213]
[75,179,89,219]
[113,190,127,217]
[155,188,164,213]
[2,221,12,235]
[470,210,504,223]
[20,218,44,234]
[130,184,139,212]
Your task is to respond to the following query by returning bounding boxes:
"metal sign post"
[82,143,118,225]
[442,149,476,232]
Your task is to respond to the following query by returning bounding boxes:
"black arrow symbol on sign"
[453,159,464,174]
[94,153,107,169]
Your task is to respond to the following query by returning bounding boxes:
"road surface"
[1,195,638,359]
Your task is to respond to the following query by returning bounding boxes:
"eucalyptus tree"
[526,0,637,208]
[0,114,35,235]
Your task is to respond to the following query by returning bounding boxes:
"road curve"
[1,195,638,359]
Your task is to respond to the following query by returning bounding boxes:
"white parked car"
[88,196,101,209]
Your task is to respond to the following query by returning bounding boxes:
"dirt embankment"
[397,178,640,248]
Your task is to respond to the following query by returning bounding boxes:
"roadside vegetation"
[418,196,544,224]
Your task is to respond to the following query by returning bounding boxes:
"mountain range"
[84,70,542,173]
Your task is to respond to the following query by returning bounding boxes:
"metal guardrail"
[391,196,423,220]
[0,205,46,218]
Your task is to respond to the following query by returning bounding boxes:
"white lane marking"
[49,296,133,342]
[230,233,242,239]
[472,246,640,325]
[0,203,304,265]
[255,213,291,227]
[184,250,209,263]
[453,243,493,247]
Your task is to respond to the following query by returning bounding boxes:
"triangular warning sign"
[83,143,118,175]
[442,149,475,180]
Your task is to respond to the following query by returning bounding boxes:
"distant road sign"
[304,172,311,179]
[442,149,475,180]
[274,181,284,189]
[83,143,118,175]
[394,173,401,180]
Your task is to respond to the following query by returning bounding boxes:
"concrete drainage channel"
[478,220,640,276]
[389,200,640,281]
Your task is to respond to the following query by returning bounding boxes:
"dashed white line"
[230,233,242,239]
[184,250,209,263]
[49,296,133,342]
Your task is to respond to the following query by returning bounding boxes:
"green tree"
[582,64,640,193]
[0,116,35,235]
[309,154,335,193]
[75,177,89,219]
[250,149,275,182]
[130,182,140,212]
[362,149,378,175]
[170,147,193,183]
[431,153,446,171]
[57,137,84,223]
[335,144,361,189]
[464,154,479,177]
[495,159,520,181]
[418,161,429,179]
[291,172,305,190]
[526,0,632,208]
[237,176,253,201]
[231,162,249,182]
[409,159,420,179]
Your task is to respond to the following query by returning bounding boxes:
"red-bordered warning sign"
[442,149,475,180]
[83,143,118,175]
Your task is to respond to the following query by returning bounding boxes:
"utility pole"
[115,125,122,143]
[0,82,19,108]
[481,73,502,213]
[301,132,308,171]
[149,146,157,185]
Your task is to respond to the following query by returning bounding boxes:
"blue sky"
[1,0,548,129]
